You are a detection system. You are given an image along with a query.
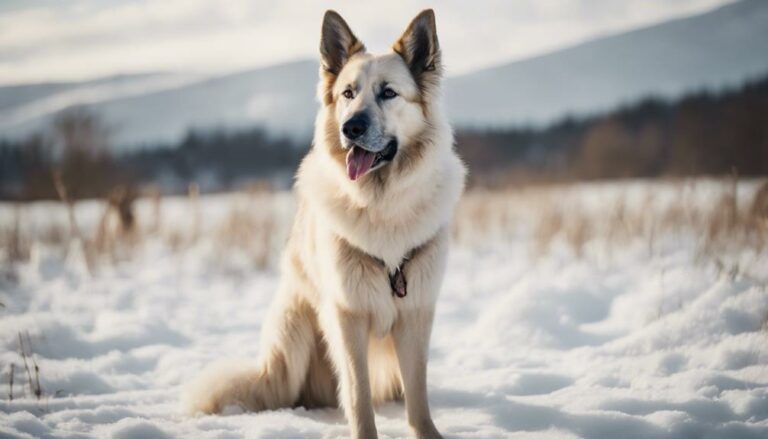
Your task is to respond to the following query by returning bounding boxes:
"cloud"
[0,0,733,84]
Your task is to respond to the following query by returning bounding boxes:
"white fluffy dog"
[184,9,465,439]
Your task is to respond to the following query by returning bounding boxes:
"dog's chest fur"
[298,141,464,271]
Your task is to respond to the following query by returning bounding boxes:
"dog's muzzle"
[345,139,398,181]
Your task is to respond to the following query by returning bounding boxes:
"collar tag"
[389,266,407,298]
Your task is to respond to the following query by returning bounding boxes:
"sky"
[0,0,734,85]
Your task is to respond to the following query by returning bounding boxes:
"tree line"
[1,74,766,200]
[457,75,768,185]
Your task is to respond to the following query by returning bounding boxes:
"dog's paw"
[411,420,443,439]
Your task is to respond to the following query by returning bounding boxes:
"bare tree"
[51,107,115,200]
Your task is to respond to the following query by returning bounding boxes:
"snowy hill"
[0,61,317,147]
[1,0,767,148]
[445,0,768,126]
[0,72,204,137]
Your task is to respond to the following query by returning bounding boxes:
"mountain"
[1,0,767,149]
[445,0,768,127]
[65,60,318,147]
[0,62,317,147]
[0,72,203,135]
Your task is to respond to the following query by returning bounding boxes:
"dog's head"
[318,10,442,181]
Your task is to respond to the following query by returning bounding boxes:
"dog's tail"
[182,292,322,415]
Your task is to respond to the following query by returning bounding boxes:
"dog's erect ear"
[393,9,441,89]
[320,11,365,76]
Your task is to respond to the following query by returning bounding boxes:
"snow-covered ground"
[1,180,767,438]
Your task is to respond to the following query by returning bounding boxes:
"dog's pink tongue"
[346,147,376,181]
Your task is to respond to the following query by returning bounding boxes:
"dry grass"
[3,205,27,263]
[7,363,14,401]
[213,191,277,271]
[454,178,768,265]
[1,178,766,279]
[12,332,42,401]
[2,332,44,402]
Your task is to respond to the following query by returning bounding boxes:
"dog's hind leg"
[369,335,403,404]
[296,324,338,409]
[183,282,316,414]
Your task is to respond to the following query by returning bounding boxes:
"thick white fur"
[184,11,465,439]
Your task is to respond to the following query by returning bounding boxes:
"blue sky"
[0,0,733,84]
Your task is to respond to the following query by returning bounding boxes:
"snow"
[1,180,767,438]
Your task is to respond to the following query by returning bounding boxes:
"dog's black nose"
[342,114,369,140]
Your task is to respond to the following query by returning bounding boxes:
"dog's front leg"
[322,306,377,439]
[393,308,442,439]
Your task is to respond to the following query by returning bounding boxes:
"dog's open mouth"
[345,140,397,181]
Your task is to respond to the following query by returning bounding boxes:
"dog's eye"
[381,88,398,100]
[342,90,354,100]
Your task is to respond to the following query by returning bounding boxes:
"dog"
[184,9,465,439]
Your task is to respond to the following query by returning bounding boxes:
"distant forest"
[457,74,768,186]
[1,74,767,200]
